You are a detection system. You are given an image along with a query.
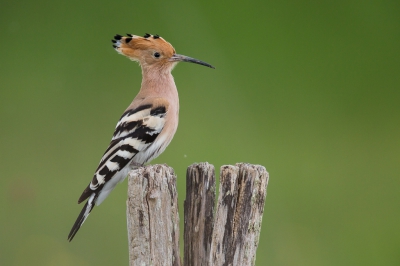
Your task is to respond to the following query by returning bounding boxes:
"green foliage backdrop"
[1,0,399,265]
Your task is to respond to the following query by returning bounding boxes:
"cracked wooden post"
[184,163,269,266]
[127,164,180,266]
[184,162,216,265]
[127,163,269,266]
[209,163,269,265]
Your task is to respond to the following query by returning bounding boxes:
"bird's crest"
[112,33,176,62]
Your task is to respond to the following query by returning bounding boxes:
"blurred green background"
[1,0,399,265]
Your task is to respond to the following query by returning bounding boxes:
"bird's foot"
[130,162,144,169]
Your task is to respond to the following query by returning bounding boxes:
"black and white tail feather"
[68,101,168,241]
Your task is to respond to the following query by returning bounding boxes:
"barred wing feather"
[77,103,167,204]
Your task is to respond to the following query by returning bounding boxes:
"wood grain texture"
[127,164,180,266]
[184,162,216,266]
[127,163,269,266]
[209,163,269,266]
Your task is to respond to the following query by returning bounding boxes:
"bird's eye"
[154,52,161,58]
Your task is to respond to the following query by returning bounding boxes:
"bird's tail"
[68,194,96,241]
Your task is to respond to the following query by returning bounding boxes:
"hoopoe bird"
[68,33,214,241]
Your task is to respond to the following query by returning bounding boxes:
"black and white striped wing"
[77,101,168,203]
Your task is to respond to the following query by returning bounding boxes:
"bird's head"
[112,33,214,71]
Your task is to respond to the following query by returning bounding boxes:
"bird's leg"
[130,161,144,169]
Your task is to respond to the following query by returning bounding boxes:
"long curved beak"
[170,54,215,69]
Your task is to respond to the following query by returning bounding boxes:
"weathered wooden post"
[184,163,216,265]
[126,165,181,266]
[208,163,268,265]
[127,163,269,266]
